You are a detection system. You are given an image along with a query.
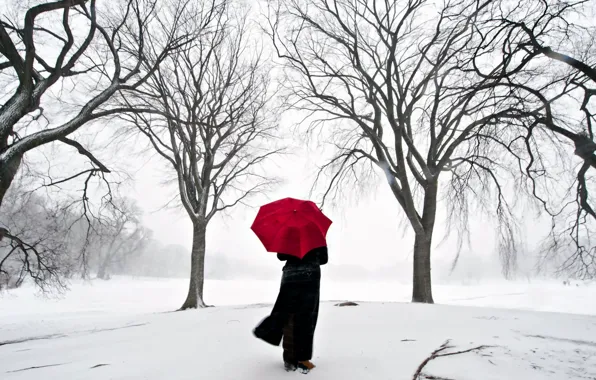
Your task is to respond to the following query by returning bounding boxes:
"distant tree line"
[0,175,191,290]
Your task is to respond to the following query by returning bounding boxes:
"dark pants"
[254,266,321,363]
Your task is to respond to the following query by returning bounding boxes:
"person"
[253,246,328,374]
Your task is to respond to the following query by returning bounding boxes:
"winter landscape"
[1,0,596,379]
[2,278,596,379]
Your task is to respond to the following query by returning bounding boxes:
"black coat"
[277,246,329,268]
[253,247,327,363]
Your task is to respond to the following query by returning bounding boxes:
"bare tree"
[121,0,280,309]
[0,176,78,291]
[91,197,150,280]
[0,0,191,209]
[478,0,596,279]
[0,171,152,290]
[0,0,193,288]
[266,0,562,303]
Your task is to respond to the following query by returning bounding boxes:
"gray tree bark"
[411,180,438,304]
[0,154,22,209]
[412,234,434,303]
[180,222,207,309]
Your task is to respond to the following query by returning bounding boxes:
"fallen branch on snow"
[412,340,492,380]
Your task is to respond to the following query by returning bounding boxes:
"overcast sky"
[125,111,552,281]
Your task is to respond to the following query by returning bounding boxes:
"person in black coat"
[253,246,328,373]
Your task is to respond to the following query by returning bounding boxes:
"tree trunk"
[97,261,109,280]
[411,180,438,304]
[412,233,434,303]
[0,154,22,209]
[180,221,207,310]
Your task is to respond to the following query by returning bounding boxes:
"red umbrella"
[251,198,332,259]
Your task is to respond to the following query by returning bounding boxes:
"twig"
[412,340,492,380]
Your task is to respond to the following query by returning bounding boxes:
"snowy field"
[1,277,596,379]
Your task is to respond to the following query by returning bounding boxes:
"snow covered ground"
[1,277,595,379]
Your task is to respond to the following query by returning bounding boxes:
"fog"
[0,72,564,292]
[124,125,553,285]
[0,0,582,291]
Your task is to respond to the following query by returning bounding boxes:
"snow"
[1,278,596,379]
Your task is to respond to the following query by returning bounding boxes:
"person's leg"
[280,270,303,370]
[294,311,315,361]
[282,314,297,371]
[294,271,321,373]
[294,311,317,374]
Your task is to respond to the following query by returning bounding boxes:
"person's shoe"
[284,361,297,372]
[297,361,315,374]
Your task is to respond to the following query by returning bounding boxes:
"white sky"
[125,110,553,281]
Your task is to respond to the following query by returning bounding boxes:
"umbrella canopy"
[250,198,332,259]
